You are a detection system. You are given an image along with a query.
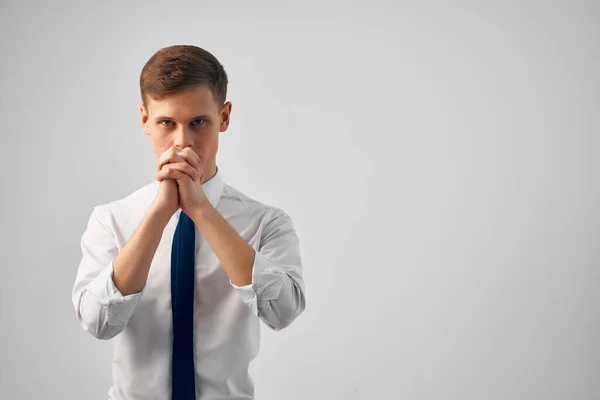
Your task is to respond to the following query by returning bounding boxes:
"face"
[140,83,232,181]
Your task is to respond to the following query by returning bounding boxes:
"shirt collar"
[201,164,224,209]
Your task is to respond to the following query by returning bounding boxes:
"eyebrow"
[154,115,210,122]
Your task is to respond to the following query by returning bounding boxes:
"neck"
[202,164,218,184]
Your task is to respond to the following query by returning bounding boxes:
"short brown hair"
[140,44,228,108]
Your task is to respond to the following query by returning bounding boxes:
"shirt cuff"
[229,249,285,316]
[84,260,144,326]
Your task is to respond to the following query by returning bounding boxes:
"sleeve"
[230,209,306,331]
[71,206,144,340]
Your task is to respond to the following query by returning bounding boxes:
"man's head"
[139,45,231,181]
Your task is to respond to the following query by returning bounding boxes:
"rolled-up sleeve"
[230,209,306,331]
[71,206,144,340]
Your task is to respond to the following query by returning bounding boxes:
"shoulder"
[219,182,299,240]
[220,182,291,221]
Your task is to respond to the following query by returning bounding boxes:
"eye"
[160,120,173,127]
[191,119,206,126]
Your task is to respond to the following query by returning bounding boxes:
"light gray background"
[1,0,599,399]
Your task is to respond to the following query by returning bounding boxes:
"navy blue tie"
[171,210,197,399]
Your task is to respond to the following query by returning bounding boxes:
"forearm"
[189,204,306,331]
[189,203,255,287]
[112,207,173,295]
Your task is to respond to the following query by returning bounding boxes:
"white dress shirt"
[71,166,306,400]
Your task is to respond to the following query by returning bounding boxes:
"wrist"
[189,201,214,221]
[145,204,176,225]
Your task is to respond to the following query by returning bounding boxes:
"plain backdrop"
[1,1,599,399]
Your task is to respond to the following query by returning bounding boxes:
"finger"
[188,149,203,178]
[183,147,203,167]
[158,147,186,171]
[157,167,189,182]
[161,162,199,181]
[158,147,176,167]
[159,148,185,168]
[163,168,194,184]
[178,148,202,176]
[162,162,199,180]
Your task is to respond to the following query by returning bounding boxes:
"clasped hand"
[156,145,209,214]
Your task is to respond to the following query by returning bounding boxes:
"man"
[71,44,306,400]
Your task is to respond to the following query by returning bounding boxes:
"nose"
[173,126,194,149]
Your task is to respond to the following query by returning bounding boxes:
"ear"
[140,103,150,135]
[219,101,232,132]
